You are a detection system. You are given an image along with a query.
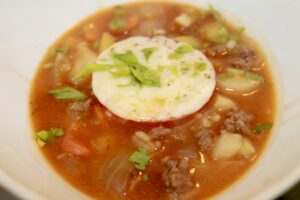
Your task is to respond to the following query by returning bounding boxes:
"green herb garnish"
[157,65,178,76]
[142,47,156,61]
[237,27,245,34]
[110,65,132,78]
[117,78,139,87]
[50,128,64,136]
[168,44,194,59]
[175,94,181,101]
[193,62,207,76]
[43,63,53,69]
[255,123,273,133]
[93,39,100,49]
[48,87,86,101]
[112,51,161,87]
[168,53,183,59]
[153,97,166,106]
[75,64,115,79]
[130,64,161,87]
[114,5,127,17]
[208,4,222,22]
[36,128,64,147]
[109,18,126,30]
[129,147,150,170]
[109,6,128,30]
[143,174,149,182]
[175,44,194,54]
[56,46,69,54]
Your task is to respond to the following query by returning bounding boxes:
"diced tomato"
[83,23,101,42]
[61,132,90,156]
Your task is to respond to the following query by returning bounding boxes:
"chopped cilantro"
[114,5,127,17]
[237,27,245,34]
[109,18,126,30]
[128,147,150,170]
[168,53,183,59]
[208,4,222,22]
[117,79,139,87]
[167,66,178,76]
[175,44,194,54]
[153,97,166,106]
[168,44,194,59]
[56,46,69,54]
[92,39,100,49]
[109,6,129,30]
[110,66,131,78]
[130,64,161,87]
[36,128,64,147]
[143,174,149,182]
[180,65,191,72]
[142,47,156,61]
[48,87,86,101]
[157,65,178,76]
[117,78,139,87]
[175,94,181,101]
[43,63,53,69]
[216,27,231,43]
[113,50,139,64]
[36,130,55,143]
[75,64,114,79]
[255,123,273,133]
[112,51,161,87]
[50,128,64,136]
[36,138,46,147]
[203,22,244,44]
[193,62,207,76]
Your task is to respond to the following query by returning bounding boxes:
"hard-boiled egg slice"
[92,36,216,122]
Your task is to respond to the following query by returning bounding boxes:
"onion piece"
[175,13,194,27]
[69,43,97,85]
[217,67,264,93]
[213,130,256,160]
[213,131,243,160]
[100,153,133,194]
[214,95,236,111]
[91,134,112,153]
[240,138,255,157]
[217,75,260,93]
[132,131,155,152]
[100,32,116,53]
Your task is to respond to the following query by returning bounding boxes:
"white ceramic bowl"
[0,0,299,199]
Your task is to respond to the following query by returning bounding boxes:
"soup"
[29,1,276,199]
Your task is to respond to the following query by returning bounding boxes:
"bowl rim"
[0,0,299,200]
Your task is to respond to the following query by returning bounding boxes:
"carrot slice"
[61,132,90,156]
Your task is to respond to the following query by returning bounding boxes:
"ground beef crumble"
[223,108,253,134]
[195,128,213,152]
[149,125,172,139]
[204,44,263,71]
[161,156,193,194]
